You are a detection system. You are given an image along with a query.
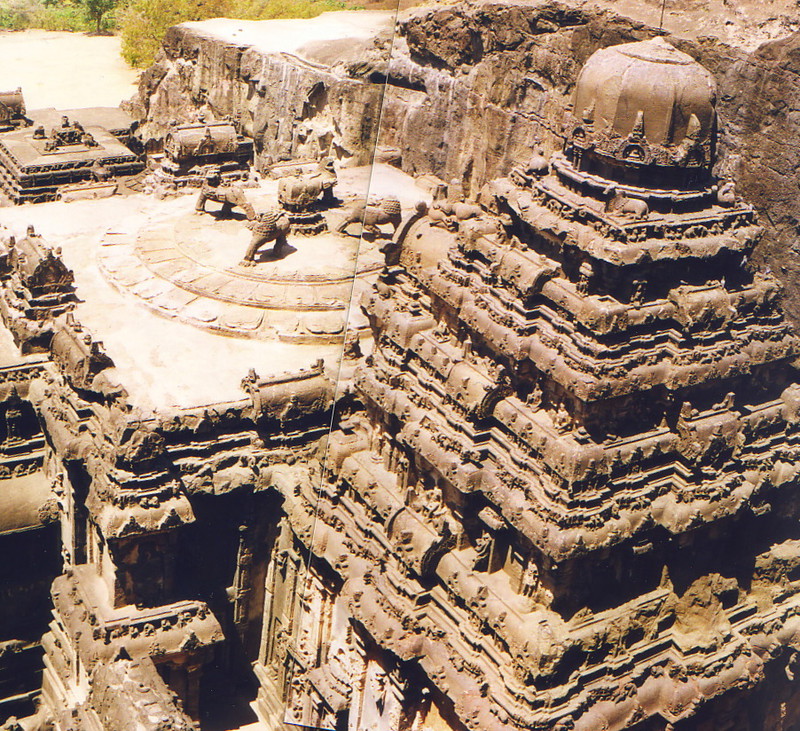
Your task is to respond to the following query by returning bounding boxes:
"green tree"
[119,0,232,66]
[118,0,358,67]
[80,0,118,33]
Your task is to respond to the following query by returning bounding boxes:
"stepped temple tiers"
[1,7,800,731]
[254,37,800,731]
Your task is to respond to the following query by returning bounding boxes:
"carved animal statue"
[605,187,649,220]
[527,148,550,176]
[196,173,255,220]
[716,180,736,207]
[510,147,549,186]
[90,159,112,182]
[335,197,402,237]
[278,158,337,209]
[242,210,291,265]
[429,199,482,230]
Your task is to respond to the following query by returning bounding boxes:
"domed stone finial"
[568,37,717,182]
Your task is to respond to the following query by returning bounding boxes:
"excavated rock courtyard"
[2,4,800,731]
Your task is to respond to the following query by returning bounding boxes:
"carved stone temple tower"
[258,38,800,730]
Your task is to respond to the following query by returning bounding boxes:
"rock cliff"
[130,12,396,168]
[132,1,800,321]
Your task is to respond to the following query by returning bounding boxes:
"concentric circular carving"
[99,210,382,343]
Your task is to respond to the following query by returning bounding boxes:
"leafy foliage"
[79,0,118,33]
[0,0,116,31]
[119,0,356,67]
[233,0,352,20]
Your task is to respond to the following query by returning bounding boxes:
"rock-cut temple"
[0,29,799,731]
[263,38,800,731]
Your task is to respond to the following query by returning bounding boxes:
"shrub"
[234,0,351,20]
[119,0,234,66]
[33,4,87,31]
[0,0,117,32]
[0,0,40,29]
[119,0,358,67]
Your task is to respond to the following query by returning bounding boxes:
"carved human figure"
[527,379,543,408]
[473,533,492,571]
[4,399,23,443]
[520,560,540,597]
[577,260,594,295]
[553,400,572,433]
[196,126,215,155]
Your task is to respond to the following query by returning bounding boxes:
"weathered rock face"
[132,14,395,169]
[132,1,800,323]
[386,2,800,327]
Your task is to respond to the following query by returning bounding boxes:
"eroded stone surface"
[252,35,800,731]
[1,7,800,731]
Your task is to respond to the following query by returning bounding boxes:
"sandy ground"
[0,30,138,109]
[182,10,394,57]
[0,165,426,414]
[588,0,799,51]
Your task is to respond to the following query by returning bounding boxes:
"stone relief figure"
[195,167,255,219]
[553,399,573,433]
[526,378,543,408]
[3,391,24,444]
[603,185,649,219]
[472,533,492,571]
[241,209,291,265]
[577,260,594,295]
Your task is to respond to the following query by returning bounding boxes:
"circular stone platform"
[98,209,383,343]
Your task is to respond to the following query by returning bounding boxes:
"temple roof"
[572,38,717,156]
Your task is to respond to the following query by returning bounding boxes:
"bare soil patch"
[0,30,138,109]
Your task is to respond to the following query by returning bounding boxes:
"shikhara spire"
[0,9,799,731]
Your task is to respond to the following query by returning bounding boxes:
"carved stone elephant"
[196,179,255,220]
[335,197,402,236]
[277,158,337,209]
